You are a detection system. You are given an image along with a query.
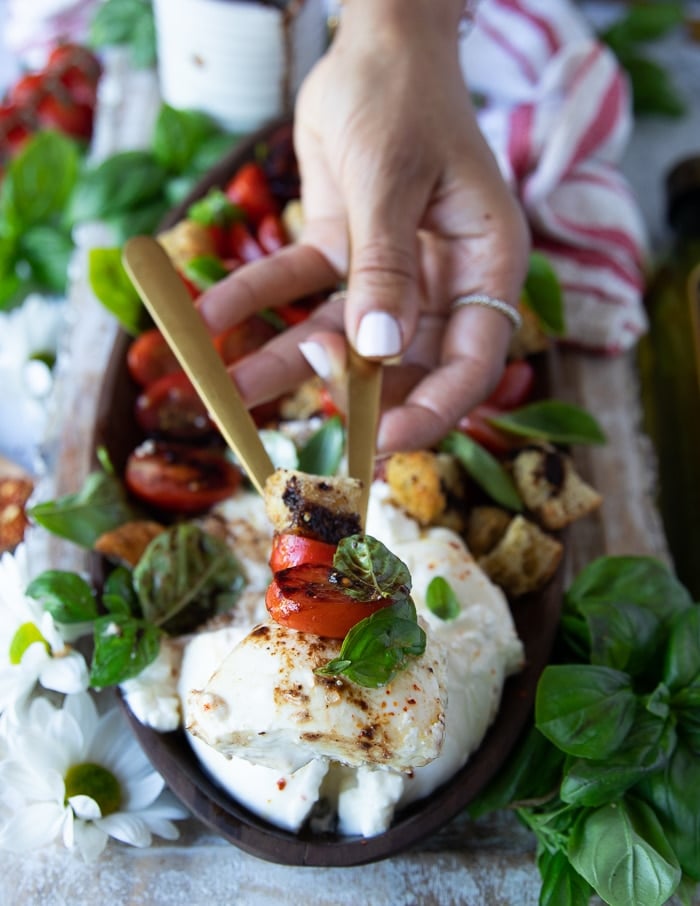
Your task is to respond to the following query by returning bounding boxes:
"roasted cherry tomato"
[225,161,278,224]
[266,564,387,638]
[269,533,337,572]
[125,441,240,513]
[36,93,93,140]
[257,213,288,255]
[458,404,520,456]
[135,371,215,440]
[227,221,265,262]
[484,360,535,411]
[127,329,181,387]
[213,314,278,366]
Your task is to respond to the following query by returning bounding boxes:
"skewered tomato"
[266,564,387,639]
[484,359,535,410]
[125,442,240,513]
[135,371,215,440]
[269,533,337,572]
[458,405,520,456]
[213,314,278,366]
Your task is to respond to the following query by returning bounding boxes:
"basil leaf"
[439,430,522,511]
[133,524,245,634]
[0,235,23,310]
[469,725,565,819]
[523,251,565,335]
[332,533,411,601]
[183,255,230,291]
[489,400,606,445]
[29,469,139,548]
[104,565,141,615]
[425,576,459,620]
[88,247,146,335]
[297,415,345,476]
[187,188,241,227]
[565,556,693,626]
[90,613,162,687]
[189,133,240,175]
[663,607,700,693]
[568,799,681,906]
[579,600,662,677]
[638,740,700,881]
[0,131,80,230]
[622,53,686,118]
[67,150,168,225]
[89,0,156,68]
[25,570,99,624]
[535,664,637,758]
[19,225,74,295]
[316,597,426,688]
[107,196,170,244]
[560,707,676,807]
[538,849,593,906]
[152,104,221,174]
[601,3,684,47]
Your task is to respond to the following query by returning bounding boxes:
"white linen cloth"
[462,0,648,352]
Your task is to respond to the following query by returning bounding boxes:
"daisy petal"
[0,802,66,852]
[38,650,89,694]
[73,819,108,862]
[69,795,102,821]
[98,812,152,848]
[139,816,181,841]
[121,771,165,811]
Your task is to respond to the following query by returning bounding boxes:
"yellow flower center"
[64,763,122,816]
[9,622,50,665]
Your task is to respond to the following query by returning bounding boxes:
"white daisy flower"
[0,691,189,861]
[0,544,89,712]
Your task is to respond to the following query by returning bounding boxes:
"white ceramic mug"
[152,0,328,133]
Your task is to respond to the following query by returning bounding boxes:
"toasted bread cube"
[511,444,602,531]
[263,469,363,544]
[385,451,447,526]
[157,220,216,270]
[94,520,166,567]
[477,514,563,597]
[508,305,551,359]
[0,477,34,554]
[465,505,512,557]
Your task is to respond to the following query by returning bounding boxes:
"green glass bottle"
[638,156,700,599]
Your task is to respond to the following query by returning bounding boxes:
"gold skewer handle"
[347,347,382,528]
[122,235,275,497]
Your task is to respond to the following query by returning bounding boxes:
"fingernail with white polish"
[356,312,402,358]
[299,340,332,380]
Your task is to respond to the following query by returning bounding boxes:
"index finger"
[197,242,339,334]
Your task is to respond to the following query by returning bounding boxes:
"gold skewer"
[122,235,275,497]
[346,347,382,528]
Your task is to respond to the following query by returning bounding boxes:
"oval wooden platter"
[92,119,564,867]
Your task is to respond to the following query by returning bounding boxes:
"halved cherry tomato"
[225,161,278,224]
[484,360,535,411]
[36,93,93,140]
[213,314,278,366]
[227,221,265,262]
[127,329,181,387]
[257,212,288,255]
[135,371,215,440]
[266,564,387,638]
[458,404,520,456]
[269,533,337,572]
[125,441,240,513]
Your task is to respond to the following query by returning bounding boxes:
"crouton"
[385,450,447,526]
[157,220,217,270]
[465,505,512,557]
[0,477,34,554]
[263,469,363,544]
[94,520,166,567]
[511,443,602,531]
[477,514,563,597]
[508,304,551,359]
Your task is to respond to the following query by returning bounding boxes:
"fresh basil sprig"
[25,521,245,686]
[297,415,345,477]
[523,251,565,336]
[489,399,606,446]
[439,430,523,511]
[469,555,700,906]
[316,598,426,689]
[426,576,460,621]
[315,534,426,687]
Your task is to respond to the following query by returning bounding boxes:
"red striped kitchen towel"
[462,0,648,352]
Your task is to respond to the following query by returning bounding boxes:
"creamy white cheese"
[127,482,524,837]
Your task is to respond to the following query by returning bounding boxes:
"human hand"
[198,0,530,454]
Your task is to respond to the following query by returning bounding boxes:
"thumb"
[344,195,424,361]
